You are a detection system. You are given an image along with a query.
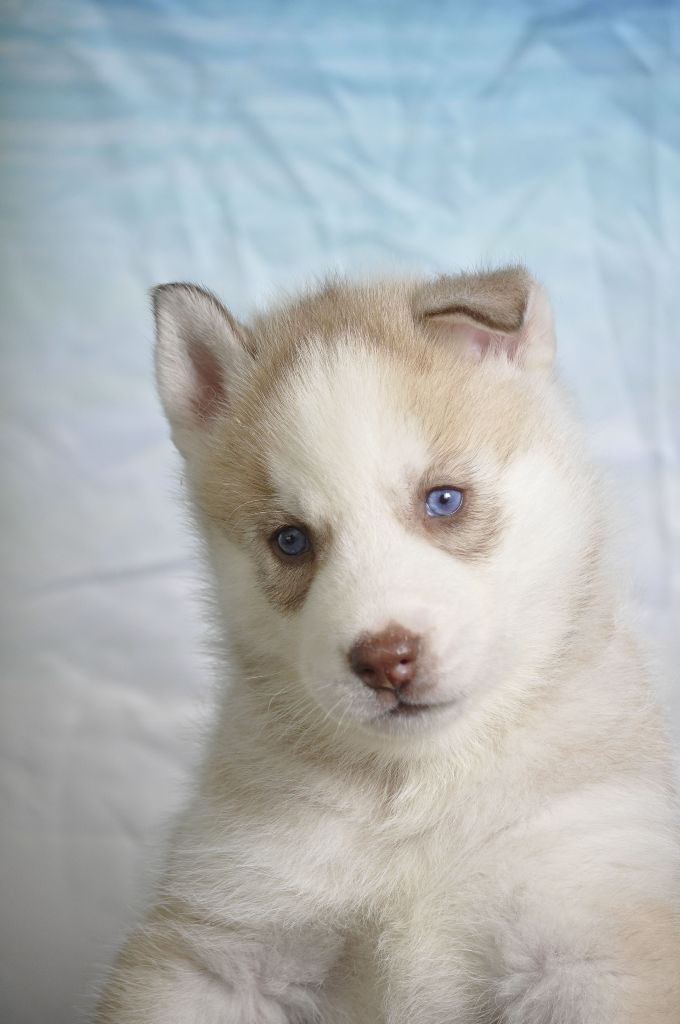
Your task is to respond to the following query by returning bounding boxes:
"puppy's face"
[154,271,602,741]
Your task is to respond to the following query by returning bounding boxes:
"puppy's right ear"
[152,283,254,454]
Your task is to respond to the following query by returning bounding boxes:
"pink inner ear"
[188,339,226,419]
[433,318,520,362]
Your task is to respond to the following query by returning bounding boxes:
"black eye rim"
[424,485,465,518]
[270,524,313,559]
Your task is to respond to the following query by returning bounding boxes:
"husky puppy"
[95,268,680,1023]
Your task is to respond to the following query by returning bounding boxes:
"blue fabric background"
[1,2,679,1021]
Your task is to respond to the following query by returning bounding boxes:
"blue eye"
[273,526,310,557]
[425,487,463,518]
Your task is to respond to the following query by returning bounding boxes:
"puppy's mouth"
[389,700,433,717]
[386,697,454,718]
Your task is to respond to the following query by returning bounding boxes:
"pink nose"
[349,626,420,692]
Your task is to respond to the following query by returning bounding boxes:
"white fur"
[95,276,680,1023]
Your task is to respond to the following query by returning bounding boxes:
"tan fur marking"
[261,523,331,614]
[400,467,505,563]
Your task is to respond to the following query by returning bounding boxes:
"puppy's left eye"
[425,487,463,517]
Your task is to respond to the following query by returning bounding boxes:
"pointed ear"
[413,267,555,371]
[152,283,254,453]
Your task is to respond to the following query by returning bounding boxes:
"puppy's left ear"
[413,266,555,372]
[152,283,254,455]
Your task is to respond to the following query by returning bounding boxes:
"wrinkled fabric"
[1,1,679,1021]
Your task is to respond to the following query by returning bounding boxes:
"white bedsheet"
[1,2,679,1021]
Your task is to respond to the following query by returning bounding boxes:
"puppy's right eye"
[272,526,311,557]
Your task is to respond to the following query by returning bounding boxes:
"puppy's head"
[153,269,607,746]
